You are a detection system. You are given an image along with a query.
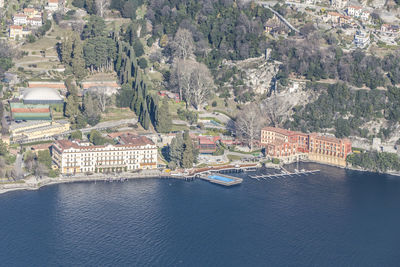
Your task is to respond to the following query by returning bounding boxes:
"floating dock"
[199,173,243,187]
[249,169,320,180]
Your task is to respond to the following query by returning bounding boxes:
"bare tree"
[171,28,195,60]
[261,94,287,127]
[94,87,109,113]
[189,62,213,110]
[171,59,213,110]
[34,162,48,178]
[171,59,194,104]
[235,105,264,151]
[96,0,109,17]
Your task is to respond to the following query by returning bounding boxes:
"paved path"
[77,118,139,134]
[258,1,300,33]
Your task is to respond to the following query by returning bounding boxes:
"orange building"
[260,127,352,167]
[308,134,351,166]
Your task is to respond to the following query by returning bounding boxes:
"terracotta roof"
[30,143,52,151]
[107,131,137,139]
[198,136,216,145]
[262,127,299,136]
[28,17,42,21]
[48,0,59,3]
[119,134,155,146]
[328,12,341,17]
[311,135,351,144]
[54,135,155,152]
[10,25,23,29]
[14,13,27,18]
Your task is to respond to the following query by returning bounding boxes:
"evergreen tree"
[155,98,172,133]
[83,93,101,126]
[71,37,86,79]
[75,114,87,129]
[181,130,194,168]
[169,134,184,166]
[0,140,8,156]
[70,130,83,140]
[65,95,79,118]
[84,0,97,15]
[139,102,150,130]
[81,15,106,39]
[115,41,123,73]
[61,34,73,65]
[134,90,142,114]
[143,109,150,130]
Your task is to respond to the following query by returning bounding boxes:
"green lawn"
[21,36,58,51]
[171,124,189,132]
[227,154,242,162]
[101,107,137,122]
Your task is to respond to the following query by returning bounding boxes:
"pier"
[249,169,320,180]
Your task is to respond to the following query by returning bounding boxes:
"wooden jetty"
[249,169,320,180]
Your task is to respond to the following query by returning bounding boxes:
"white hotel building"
[52,135,158,174]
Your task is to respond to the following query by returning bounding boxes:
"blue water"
[1,163,400,266]
[209,175,234,182]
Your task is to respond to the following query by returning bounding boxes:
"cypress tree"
[71,37,86,79]
[115,41,123,73]
[61,33,73,65]
[155,98,172,133]
[169,134,184,166]
[143,109,150,130]
[182,131,194,169]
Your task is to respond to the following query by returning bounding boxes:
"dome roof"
[22,87,63,102]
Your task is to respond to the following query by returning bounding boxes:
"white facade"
[27,17,42,27]
[46,0,59,11]
[331,0,347,9]
[53,138,158,174]
[347,6,362,17]
[360,11,370,21]
[354,30,370,48]
[13,14,27,25]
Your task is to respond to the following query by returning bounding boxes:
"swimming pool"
[208,175,234,182]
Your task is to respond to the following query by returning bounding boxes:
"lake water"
[1,163,400,266]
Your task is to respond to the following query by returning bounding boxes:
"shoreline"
[1,162,400,195]
[284,159,400,177]
[0,171,183,195]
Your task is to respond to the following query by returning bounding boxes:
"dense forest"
[347,151,400,172]
[60,14,172,130]
[111,0,273,68]
[285,83,400,138]
[271,36,400,90]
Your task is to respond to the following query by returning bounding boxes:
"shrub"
[138,57,148,69]
[272,158,280,164]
